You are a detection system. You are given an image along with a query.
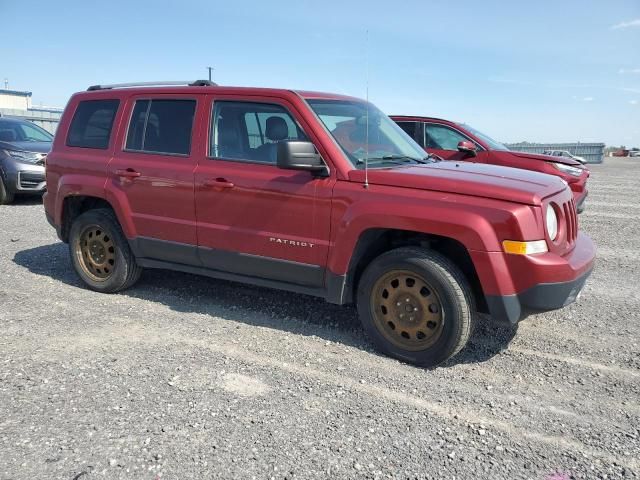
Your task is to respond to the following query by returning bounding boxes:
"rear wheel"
[0,178,15,205]
[69,208,142,292]
[357,247,474,367]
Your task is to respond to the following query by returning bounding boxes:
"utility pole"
[207,67,214,82]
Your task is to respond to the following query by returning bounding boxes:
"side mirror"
[277,141,329,176]
[457,140,477,157]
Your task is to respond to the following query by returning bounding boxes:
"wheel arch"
[327,228,487,313]
[56,175,136,242]
[60,195,115,242]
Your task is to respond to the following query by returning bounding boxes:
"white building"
[0,88,63,134]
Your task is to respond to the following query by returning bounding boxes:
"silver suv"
[0,117,52,204]
[543,149,587,164]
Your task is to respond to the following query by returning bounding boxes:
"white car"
[543,150,587,164]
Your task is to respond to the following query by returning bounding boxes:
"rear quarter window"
[66,99,120,149]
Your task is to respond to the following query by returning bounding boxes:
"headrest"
[265,116,288,142]
[0,129,17,142]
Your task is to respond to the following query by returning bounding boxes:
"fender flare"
[55,175,137,239]
[327,206,501,276]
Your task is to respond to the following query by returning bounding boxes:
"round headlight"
[546,204,558,241]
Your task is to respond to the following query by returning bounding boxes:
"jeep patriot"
[44,81,596,366]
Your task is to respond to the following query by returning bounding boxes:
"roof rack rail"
[86,80,217,91]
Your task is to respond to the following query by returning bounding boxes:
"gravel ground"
[1,157,639,480]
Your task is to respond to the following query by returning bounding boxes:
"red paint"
[390,116,589,207]
[44,86,595,302]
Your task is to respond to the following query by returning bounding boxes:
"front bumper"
[485,267,592,324]
[0,156,46,193]
[568,171,589,213]
[575,190,588,213]
[479,232,596,324]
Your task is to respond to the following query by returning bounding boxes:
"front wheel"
[356,247,474,367]
[0,178,15,205]
[68,208,142,293]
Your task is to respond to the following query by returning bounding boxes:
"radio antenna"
[364,29,370,189]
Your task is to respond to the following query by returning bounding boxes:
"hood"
[509,151,582,167]
[0,140,52,154]
[348,161,566,206]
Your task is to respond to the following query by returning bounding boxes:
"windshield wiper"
[358,155,431,165]
[383,154,432,164]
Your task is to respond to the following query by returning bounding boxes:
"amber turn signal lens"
[502,240,548,255]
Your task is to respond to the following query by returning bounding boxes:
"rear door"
[193,95,334,287]
[107,94,203,264]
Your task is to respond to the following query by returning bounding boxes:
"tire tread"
[0,179,15,205]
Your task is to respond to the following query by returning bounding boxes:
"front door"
[194,97,334,287]
[423,122,487,162]
[108,95,202,264]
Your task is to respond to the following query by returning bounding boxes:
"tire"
[356,247,474,367]
[68,208,142,293]
[0,178,15,205]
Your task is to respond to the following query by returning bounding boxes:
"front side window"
[211,101,307,164]
[457,123,508,151]
[307,100,429,169]
[424,124,470,151]
[125,99,196,155]
[67,99,120,149]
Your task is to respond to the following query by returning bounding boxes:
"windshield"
[0,119,53,142]
[306,99,431,169]
[458,123,508,151]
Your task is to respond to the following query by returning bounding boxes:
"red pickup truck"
[391,116,590,212]
[44,81,595,367]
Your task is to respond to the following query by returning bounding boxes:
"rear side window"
[125,99,196,155]
[67,99,120,149]
[395,121,423,146]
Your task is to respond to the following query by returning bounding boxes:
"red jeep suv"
[391,116,589,212]
[44,81,595,367]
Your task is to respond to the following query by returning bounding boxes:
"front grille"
[562,198,578,244]
[18,172,45,190]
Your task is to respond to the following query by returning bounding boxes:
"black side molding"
[136,258,326,300]
[129,235,326,292]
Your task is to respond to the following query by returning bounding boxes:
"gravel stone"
[0,158,638,479]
